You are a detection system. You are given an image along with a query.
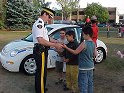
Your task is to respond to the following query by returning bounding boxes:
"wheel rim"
[95,49,104,63]
[24,58,36,74]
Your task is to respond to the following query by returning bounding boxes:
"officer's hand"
[55,43,63,50]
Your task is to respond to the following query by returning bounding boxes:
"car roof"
[46,24,80,35]
[46,24,80,29]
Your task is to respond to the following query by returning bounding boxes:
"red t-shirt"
[92,23,98,45]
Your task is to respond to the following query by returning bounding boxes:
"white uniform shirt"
[32,18,49,44]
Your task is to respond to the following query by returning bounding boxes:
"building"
[107,7,119,23]
[119,14,124,24]
[54,7,119,24]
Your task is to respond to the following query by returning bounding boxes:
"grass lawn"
[99,27,118,32]
[94,31,124,93]
[0,31,31,50]
[98,31,124,71]
[0,30,124,93]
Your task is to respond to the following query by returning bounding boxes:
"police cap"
[42,7,55,18]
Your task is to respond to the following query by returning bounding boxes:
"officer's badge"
[37,25,42,29]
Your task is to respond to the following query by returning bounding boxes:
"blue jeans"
[78,70,93,93]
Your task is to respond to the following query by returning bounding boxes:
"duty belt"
[34,43,49,50]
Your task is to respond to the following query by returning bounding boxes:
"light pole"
[77,5,80,22]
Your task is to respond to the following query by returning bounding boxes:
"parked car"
[97,23,107,27]
[0,24,107,75]
[113,23,124,28]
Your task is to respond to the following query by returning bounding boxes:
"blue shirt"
[78,40,95,70]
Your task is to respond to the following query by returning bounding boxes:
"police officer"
[32,7,63,93]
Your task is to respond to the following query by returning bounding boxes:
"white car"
[0,24,107,75]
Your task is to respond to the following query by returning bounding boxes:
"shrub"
[0,20,4,29]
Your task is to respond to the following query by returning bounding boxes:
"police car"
[0,24,107,75]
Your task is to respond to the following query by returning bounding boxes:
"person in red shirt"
[86,16,91,23]
[85,16,91,27]
[91,15,99,46]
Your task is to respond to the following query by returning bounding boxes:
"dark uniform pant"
[33,44,48,93]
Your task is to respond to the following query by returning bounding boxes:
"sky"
[45,0,124,14]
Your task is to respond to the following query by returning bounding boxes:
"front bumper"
[0,52,20,72]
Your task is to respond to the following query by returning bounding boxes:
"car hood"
[2,40,34,53]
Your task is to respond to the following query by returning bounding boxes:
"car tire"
[95,48,106,64]
[20,55,36,75]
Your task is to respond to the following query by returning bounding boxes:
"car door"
[47,29,61,68]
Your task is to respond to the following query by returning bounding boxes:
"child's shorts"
[55,61,63,72]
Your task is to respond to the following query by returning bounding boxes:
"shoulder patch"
[37,25,42,29]
[38,21,42,23]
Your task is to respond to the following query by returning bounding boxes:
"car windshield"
[22,27,53,42]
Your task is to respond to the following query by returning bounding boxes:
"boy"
[63,31,79,93]
[55,29,68,84]
[63,26,97,93]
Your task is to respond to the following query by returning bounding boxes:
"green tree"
[32,0,51,19]
[56,0,80,20]
[84,3,109,23]
[32,0,51,11]
[33,0,41,10]
[6,0,36,30]
[0,1,3,29]
[0,0,7,29]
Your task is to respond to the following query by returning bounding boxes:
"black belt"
[34,43,45,48]
[34,43,49,50]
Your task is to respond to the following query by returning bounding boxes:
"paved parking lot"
[0,63,71,93]
[1,61,124,93]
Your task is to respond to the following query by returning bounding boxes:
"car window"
[46,27,53,32]
[23,27,53,42]
[66,27,79,42]
[66,27,75,32]
[76,27,82,42]
[51,31,60,40]
[66,27,82,43]
[50,28,67,40]
[22,26,82,43]
[50,27,81,42]
[22,33,33,42]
